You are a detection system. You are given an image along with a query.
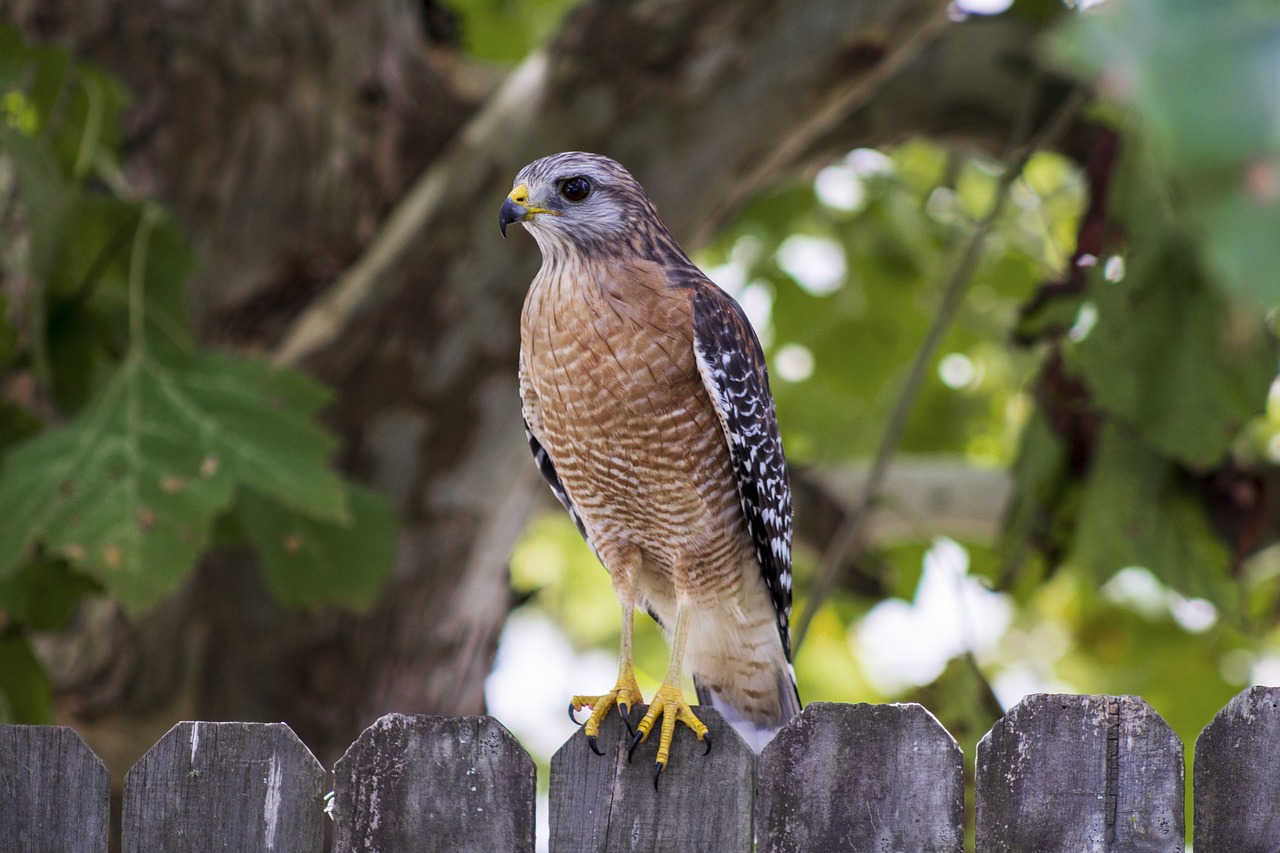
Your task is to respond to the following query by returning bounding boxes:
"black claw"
[653,762,664,790]
[587,735,604,756]
[618,703,635,737]
[627,729,644,763]
[568,703,584,727]
[702,731,713,756]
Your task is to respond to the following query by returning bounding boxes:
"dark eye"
[560,176,591,202]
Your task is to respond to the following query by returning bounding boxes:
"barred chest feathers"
[519,258,746,577]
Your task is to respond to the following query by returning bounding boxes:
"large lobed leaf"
[1072,423,1234,610]
[2,29,398,615]
[0,352,349,610]
[232,484,396,608]
[1050,0,1280,305]
[1073,239,1275,470]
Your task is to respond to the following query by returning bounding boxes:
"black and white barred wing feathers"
[691,282,795,661]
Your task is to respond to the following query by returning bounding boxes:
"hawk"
[500,152,800,780]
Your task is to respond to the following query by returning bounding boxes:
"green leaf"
[233,484,396,608]
[1051,0,1280,170]
[1001,407,1073,573]
[0,352,348,609]
[0,632,52,724]
[44,299,119,414]
[85,204,196,360]
[1199,192,1280,307]
[0,557,100,630]
[0,120,67,254]
[0,295,19,368]
[1049,0,1280,304]
[448,0,577,61]
[0,27,127,181]
[1073,240,1274,468]
[48,64,128,179]
[0,400,42,450]
[1071,422,1233,608]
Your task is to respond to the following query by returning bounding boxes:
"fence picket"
[549,705,753,852]
[976,693,1183,852]
[331,713,535,853]
[19,689,1280,847]
[121,721,325,852]
[0,725,110,853]
[1194,685,1280,852]
[756,702,963,852]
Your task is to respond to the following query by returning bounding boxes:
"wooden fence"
[1,687,1278,851]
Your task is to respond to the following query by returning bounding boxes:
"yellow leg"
[628,603,710,786]
[570,600,644,754]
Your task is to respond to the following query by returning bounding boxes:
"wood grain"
[0,725,110,852]
[331,713,535,852]
[122,721,325,852]
[549,705,753,852]
[976,693,1182,853]
[1194,685,1280,852]
[756,702,963,853]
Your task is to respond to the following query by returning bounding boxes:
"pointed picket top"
[756,702,963,853]
[1194,685,1280,852]
[549,705,753,852]
[0,725,110,853]
[122,720,325,853]
[977,693,1183,853]
[331,714,535,853]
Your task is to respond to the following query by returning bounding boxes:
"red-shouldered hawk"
[500,152,800,782]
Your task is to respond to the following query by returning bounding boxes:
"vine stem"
[127,203,161,355]
[792,88,1087,652]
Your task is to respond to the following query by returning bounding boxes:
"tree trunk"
[5,0,1071,774]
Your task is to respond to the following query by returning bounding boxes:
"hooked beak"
[499,184,560,237]
[499,196,525,238]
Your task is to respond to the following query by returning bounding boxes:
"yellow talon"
[570,662,643,754]
[628,679,709,776]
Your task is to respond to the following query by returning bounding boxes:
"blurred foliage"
[448,0,578,61]
[1050,0,1280,306]
[495,6,1280,840]
[0,27,396,722]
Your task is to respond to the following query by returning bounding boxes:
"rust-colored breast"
[520,258,748,593]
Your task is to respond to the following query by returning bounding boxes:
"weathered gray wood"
[331,714,535,852]
[976,694,1183,852]
[550,705,753,852]
[0,725,110,852]
[756,702,963,852]
[1194,685,1280,851]
[122,721,324,852]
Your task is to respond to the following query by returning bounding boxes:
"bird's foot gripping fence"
[568,661,644,755]
[627,679,712,787]
[4,688,1280,851]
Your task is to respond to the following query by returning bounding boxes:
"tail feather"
[694,666,801,753]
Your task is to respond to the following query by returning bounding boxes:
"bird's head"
[499,152,665,257]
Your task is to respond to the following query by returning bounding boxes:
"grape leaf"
[233,484,396,608]
[0,351,349,609]
[1073,239,1274,469]
[1071,422,1233,609]
[0,557,100,630]
[1049,0,1280,304]
[0,633,52,724]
